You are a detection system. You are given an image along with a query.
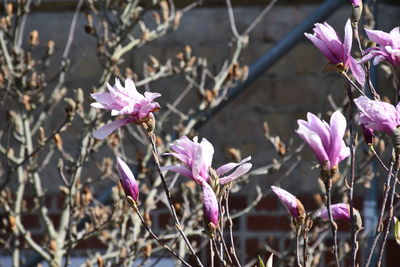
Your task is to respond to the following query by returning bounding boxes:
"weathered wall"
[21,4,400,193]
[7,3,400,264]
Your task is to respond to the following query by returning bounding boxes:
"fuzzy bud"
[394,217,400,245]
[361,124,374,146]
[29,30,39,46]
[318,203,362,229]
[201,182,219,233]
[271,186,305,221]
[117,157,139,202]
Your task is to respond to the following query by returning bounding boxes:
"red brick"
[23,195,36,210]
[255,196,278,210]
[247,215,291,231]
[21,214,41,230]
[158,213,171,229]
[385,239,398,266]
[45,194,54,209]
[49,214,60,229]
[227,195,247,210]
[246,238,260,257]
[75,237,107,249]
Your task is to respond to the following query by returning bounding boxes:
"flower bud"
[361,124,374,146]
[116,157,139,202]
[318,203,362,229]
[271,186,305,221]
[394,217,400,245]
[351,0,363,23]
[201,181,219,233]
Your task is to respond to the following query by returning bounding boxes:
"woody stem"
[324,178,340,267]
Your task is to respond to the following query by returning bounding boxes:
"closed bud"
[202,182,219,233]
[116,157,139,202]
[361,124,374,146]
[394,217,400,245]
[6,3,13,15]
[159,0,169,22]
[29,30,39,46]
[271,186,305,221]
[54,133,63,151]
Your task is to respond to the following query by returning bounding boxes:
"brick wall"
[7,192,398,265]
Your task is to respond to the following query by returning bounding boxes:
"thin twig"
[148,132,204,267]
[243,0,278,36]
[376,159,400,266]
[365,153,395,267]
[325,178,340,267]
[296,227,302,267]
[132,203,192,267]
[341,72,365,96]
[225,190,241,267]
[225,0,240,39]
[346,84,357,267]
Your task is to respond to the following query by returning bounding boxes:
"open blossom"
[318,203,350,222]
[361,27,400,66]
[91,78,161,139]
[161,136,252,185]
[116,157,139,202]
[304,19,365,86]
[354,96,400,134]
[296,111,350,170]
[271,186,305,219]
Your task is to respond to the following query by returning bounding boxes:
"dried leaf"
[54,133,63,151]
[29,30,39,46]
[159,0,169,22]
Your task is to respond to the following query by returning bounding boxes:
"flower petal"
[318,203,350,222]
[343,19,353,62]
[92,118,131,140]
[219,163,252,184]
[216,156,251,177]
[160,165,193,180]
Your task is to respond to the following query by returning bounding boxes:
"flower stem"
[346,85,358,267]
[148,132,203,267]
[324,179,340,267]
[131,204,192,267]
[341,72,365,96]
[225,190,242,267]
[365,153,395,267]
[296,227,302,267]
[376,156,400,266]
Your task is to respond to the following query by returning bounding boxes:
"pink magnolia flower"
[271,186,305,219]
[296,111,350,169]
[116,157,139,202]
[318,203,350,222]
[354,96,400,134]
[91,78,161,139]
[202,181,219,229]
[304,19,365,86]
[161,136,252,185]
[361,27,400,66]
